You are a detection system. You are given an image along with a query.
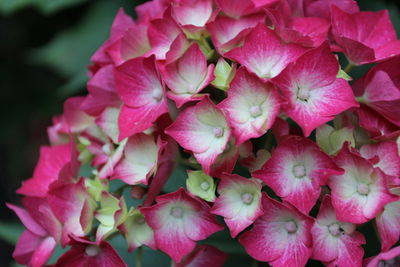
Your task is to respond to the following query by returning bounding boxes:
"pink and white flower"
[7,198,62,267]
[272,42,358,136]
[141,188,223,262]
[352,56,400,127]
[119,209,156,252]
[328,145,396,224]
[112,133,160,185]
[225,23,306,80]
[147,8,182,60]
[115,56,168,140]
[211,173,264,237]
[47,178,96,246]
[239,194,313,267]
[253,135,343,214]
[364,246,400,267]
[165,97,230,174]
[54,236,127,267]
[207,14,265,54]
[218,67,281,145]
[376,198,400,251]
[360,141,400,178]
[311,195,365,267]
[161,43,215,108]
[171,0,214,30]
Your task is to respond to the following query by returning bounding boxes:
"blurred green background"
[0,0,399,266]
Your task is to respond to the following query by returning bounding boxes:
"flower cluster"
[9,0,400,266]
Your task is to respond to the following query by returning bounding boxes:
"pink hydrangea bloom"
[239,194,313,267]
[54,236,127,267]
[115,56,168,140]
[253,135,343,215]
[166,97,231,174]
[352,56,400,127]
[112,133,160,185]
[376,198,400,251]
[225,23,306,80]
[328,145,396,224]
[218,67,281,145]
[7,198,62,267]
[211,173,264,237]
[360,141,400,178]
[331,6,400,65]
[311,195,365,266]
[141,188,223,262]
[364,246,400,267]
[10,0,400,266]
[161,43,215,107]
[272,42,358,136]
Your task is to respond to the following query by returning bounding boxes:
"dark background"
[0,0,399,266]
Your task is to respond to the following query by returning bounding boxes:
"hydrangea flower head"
[8,0,400,266]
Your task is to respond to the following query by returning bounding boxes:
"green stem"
[177,157,201,169]
[344,63,354,73]
[355,96,365,103]
[136,246,143,267]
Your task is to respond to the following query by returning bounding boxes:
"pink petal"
[141,188,222,262]
[239,195,313,266]
[225,24,306,80]
[273,42,358,136]
[376,199,400,251]
[253,135,342,214]
[165,97,230,174]
[112,134,159,185]
[211,173,264,237]
[162,43,215,108]
[218,67,281,145]
[17,144,71,197]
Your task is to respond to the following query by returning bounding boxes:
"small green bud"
[186,170,216,202]
[211,58,236,91]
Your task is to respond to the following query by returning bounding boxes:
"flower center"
[250,105,262,118]
[85,245,100,257]
[328,223,341,236]
[170,207,184,218]
[134,216,145,225]
[292,164,306,178]
[200,181,210,191]
[285,221,297,233]
[357,183,369,195]
[152,89,163,102]
[296,86,310,102]
[213,127,224,137]
[241,193,254,205]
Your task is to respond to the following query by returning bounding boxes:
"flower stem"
[136,246,143,267]
[344,63,354,73]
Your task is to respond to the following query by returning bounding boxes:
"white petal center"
[170,207,184,218]
[241,193,254,205]
[285,221,298,233]
[85,245,100,257]
[200,181,210,191]
[250,105,262,118]
[213,127,224,137]
[357,183,369,195]
[292,164,307,178]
